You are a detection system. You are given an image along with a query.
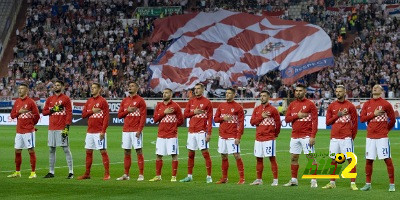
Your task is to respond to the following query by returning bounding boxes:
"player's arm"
[236,105,244,140]
[213,106,223,123]
[310,101,318,138]
[349,104,358,139]
[31,100,40,125]
[153,103,165,123]
[250,106,263,126]
[285,103,297,123]
[82,100,93,118]
[183,99,195,118]
[360,102,374,122]
[42,98,52,116]
[65,97,72,125]
[101,99,110,134]
[386,102,396,131]
[206,101,213,136]
[117,99,129,119]
[272,108,281,137]
[138,99,147,133]
[325,104,338,126]
[10,100,19,119]
[175,103,184,126]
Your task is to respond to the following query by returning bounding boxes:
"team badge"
[231,108,234,113]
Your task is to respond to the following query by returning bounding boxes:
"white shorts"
[85,133,107,150]
[156,137,179,156]
[14,132,35,149]
[48,130,69,147]
[254,140,276,158]
[289,137,315,155]
[121,132,143,150]
[365,138,391,160]
[218,137,240,154]
[329,137,354,159]
[187,131,209,151]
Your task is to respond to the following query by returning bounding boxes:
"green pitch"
[0,126,399,199]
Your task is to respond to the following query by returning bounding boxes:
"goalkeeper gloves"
[50,104,64,113]
[61,125,70,140]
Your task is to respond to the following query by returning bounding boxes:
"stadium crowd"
[1,0,400,99]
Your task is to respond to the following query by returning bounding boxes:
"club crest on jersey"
[96,103,99,107]
[378,106,382,110]
[200,104,203,108]
[231,108,234,113]
[133,102,137,105]
[59,100,62,105]
[24,104,28,108]
[303,106,307,110]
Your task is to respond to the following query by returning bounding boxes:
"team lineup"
[7,81,397,192]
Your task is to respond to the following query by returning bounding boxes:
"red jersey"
[42,94,72,130]
[360,97,395,139]
[10,96,40,134]
[214,101,244,140]
[82,96,109,134]
[184,96,213,135]
[326,100,358,139]
[285,98,318,138]
[118,95,147,132]
[153,100,183,138]
[250,103,281,141]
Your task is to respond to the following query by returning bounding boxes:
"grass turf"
[0,125,399,199]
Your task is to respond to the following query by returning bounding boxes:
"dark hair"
[92,82,101,88]
[194,83,205,89]
[128,81,139,87]
[164,88,173,93]
[226,88,236,93]
[55,80,65,86]
[296,84,306,89]
[260,90,270,96]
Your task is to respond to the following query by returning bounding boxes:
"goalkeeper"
[42,80,74,179]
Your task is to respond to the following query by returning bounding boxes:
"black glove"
[61,125,70,141]
[50,104,64,114]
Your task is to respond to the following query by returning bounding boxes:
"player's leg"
[150,138,164,181]
[231,139,244,185]
[216,153,229,184]
[361,138,376,191]
[62,145,74,179]
[323,139,339,189]
[26,132,37,179]
[266,140,278,186]
[78,134,95,180]
[7,148,22,178]
[45,130,56,178]
[134,132,144,181]
[251,140,263,185]
[171,154,178,182]
[117,132,133,181]
[97,133,110,180]
[343,138,357,190]
[377,138,395,192]
[201,148,212,183]
[284,138,301,186]
[302,138,317,188]
[181,133,195,182]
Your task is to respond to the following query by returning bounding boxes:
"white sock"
[188,174,192,178]
[49,147,56,174]
[366,183,371,185]
[63,146,74,173]
[291,178,297,182]
[330,181,336,184]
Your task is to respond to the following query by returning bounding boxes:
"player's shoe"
[77,174,91,180]
[179,176,192,182]
[171,176,177,182]
[389,184,395,192]
[216,178,228,184]
[103,174,111,180]
[310,180,318,188]
[43,173,54,178]
[67,173,74,179]
[283,179,298,186]
[7,171,21,178]
[360,184,371,191]
[237,179,245,185]
[149,176,162,182]
[206,176,213,183]
[271,179,278,186]
[116,174,130,181]
[250,179,263,185]
[350,183,358,190]
[322,183,336,189]
[29,172,37,179]
[137,175,144,181]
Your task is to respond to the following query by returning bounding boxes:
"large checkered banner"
[149,10,334,92]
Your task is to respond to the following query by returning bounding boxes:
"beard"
[163,97,170,101]
[55,89,62,93]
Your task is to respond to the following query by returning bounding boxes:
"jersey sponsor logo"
[72,118,83,123]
